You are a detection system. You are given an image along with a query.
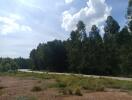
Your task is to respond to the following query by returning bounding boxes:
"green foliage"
[66,21,86,73]
[28,16,132,76]
[0,58,18,72]
[104,16,120,35]
[30,40,68,72]
[14,58,32,69]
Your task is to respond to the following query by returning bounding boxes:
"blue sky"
[0,0,128,58]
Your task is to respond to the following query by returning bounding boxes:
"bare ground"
[0,76,132,100]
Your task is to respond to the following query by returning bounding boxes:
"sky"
[0,0,128,58]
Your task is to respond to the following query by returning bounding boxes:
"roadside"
[18,69,132,81]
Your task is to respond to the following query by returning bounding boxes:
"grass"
[1,72,132,95]
[15,96,37,100]
[53,75,132,92]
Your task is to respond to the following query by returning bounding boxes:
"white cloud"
[0,15,32,35]
[18,0,38,8]
[62,0,112,33]
[65,0,74,4]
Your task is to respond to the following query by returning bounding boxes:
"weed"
[75,88,83,96]
[31,86,42,92]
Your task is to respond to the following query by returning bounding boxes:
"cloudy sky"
[0,0,128,58]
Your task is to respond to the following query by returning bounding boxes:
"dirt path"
[19,69,132,81]
[0,76,132,100]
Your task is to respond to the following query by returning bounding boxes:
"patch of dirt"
[0,76,132,100]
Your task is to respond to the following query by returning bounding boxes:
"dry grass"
[0,72,131,100]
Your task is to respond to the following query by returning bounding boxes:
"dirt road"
[18,69,132,81]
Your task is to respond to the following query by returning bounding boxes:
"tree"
[128,20,132,32]
[103,16,121,75]
[28,16,132,76]
[66,21,86,73]
[116,26,131,45]
[30,40,68,72]
[30,49,38,70]
[0,58,18,72]
[14,57,32,69]
[86,25,105,75]
[77,21,87,41]
[116,26,132,75]
[104,16,120,35]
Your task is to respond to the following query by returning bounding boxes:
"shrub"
[0,86,6,90]
[75,88,83,96]
[68,88,73,95]
[31,86,42,92]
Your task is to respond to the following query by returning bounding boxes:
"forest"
[1,15,132,76]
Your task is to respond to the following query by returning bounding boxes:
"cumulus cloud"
[0,15,32,35]
[65,0,74,4]
[62,0,112,33]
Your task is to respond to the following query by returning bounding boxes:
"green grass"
[15,96,37,100]
[1,72,132,94]
[50,74,132,92]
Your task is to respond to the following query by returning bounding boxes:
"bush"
[75,88,83,96]
[68,88,73,95]
[31,86,42,92]
[0,86,6,90]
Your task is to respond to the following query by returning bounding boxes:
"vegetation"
[15,96,36,100]
[31,86,42,92]
[29,15,132,77]
[2,72,132,93]
[1,15,132,77]
[0,58,18,72]
[0,57,32,72]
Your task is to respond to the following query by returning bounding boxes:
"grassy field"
[0,72,132,100]
[2,72,132,92]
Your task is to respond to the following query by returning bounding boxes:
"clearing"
[0,72,132,100]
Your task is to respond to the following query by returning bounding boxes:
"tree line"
[30,16,132,76]
[0,57,31,72]
[1,15,132,76]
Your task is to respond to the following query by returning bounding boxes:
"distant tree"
[117,26,132,75]
[30,49,38,70]
[86,25,105,75]
[30,40,68,72]
[28,15,132,77]
[77,21,87,41]
[0,58,18,72]
[44,40,68,72]
[66,21,86,73]
[116,26,130,45]
[14,57,32,69]
[104,16,120,35]
[128,20,132,32]
[103,16,121,75]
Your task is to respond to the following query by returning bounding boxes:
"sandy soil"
[0,76,132,100]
